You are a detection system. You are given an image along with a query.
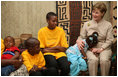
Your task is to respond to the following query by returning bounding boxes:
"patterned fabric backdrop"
[111,1,117,42]
[56,1,93,46]
[69,1,82,46]
[56,1,70,44]
[57,1,117,46]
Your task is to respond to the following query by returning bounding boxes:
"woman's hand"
[96,48,104,53]
[76,39,85,50]
[91,48,104,56]
[91,48,98,53]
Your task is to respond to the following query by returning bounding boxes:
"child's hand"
[82,57,87,60]
[13,60,22,69]
[82,57,87,62]
[19,56,23,62]
[30,66,47,73]
[42,67,47,70]
[37,67,47,70]
[30,65,39,73]
[32,65,39,71]
[38,67,47,70]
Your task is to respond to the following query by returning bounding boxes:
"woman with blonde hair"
[77,2,114,76]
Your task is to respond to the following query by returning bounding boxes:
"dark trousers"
[29,67,58,76]
[44,55,70,76]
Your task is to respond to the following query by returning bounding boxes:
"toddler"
[66,32,98,76]
[21,37,58,76]
[1,36,20,76]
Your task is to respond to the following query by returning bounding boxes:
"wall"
[1,1,56,39]
[1,1,111,39]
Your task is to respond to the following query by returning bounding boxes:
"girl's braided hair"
[86,32,99,48]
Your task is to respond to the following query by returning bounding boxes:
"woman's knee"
[88,57,99,64]
[100,57,111,65]
[100,49,112,62]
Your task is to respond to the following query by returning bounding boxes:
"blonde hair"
[93,2,107,17]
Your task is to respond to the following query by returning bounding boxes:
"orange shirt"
[38,26,68,59]
[1,39,5,55]
[21,50,45,72]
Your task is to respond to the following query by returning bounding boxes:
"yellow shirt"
[38,26,68,59]
[1,39,5,55]
[21,50,45,72]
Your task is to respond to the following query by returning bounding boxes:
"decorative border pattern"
[56,1,70,44]
[56,1,93,45]
[112,2,117,42]
[81,1,93,27]
[110,1,117,42]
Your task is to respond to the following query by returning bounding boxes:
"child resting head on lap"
[66,32,98,76]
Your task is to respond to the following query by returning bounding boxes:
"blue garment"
[66,39,89,76]
[2,51,15,56]
[1,65,15,76]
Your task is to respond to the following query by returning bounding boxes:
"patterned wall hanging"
[81,1,93,27]
[56,1,70,44]
[111,1,117,42]
[69,1,82,46]
[56,1,93,46]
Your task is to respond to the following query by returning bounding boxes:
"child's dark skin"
[1,36,22,69]
[80,32,99,59]
[1,59,22,69]
[42,15,67,53]
[25,38,46,73]
[4,36,20,60]
[80,49,87,59]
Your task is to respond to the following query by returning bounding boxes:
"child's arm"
[19,55,23,62]
[11,51,20,60]
[1,59,22,69]
[80,49,87,59]
[42,46,67,53]
[29,65,38,73]
[29,65,47,73]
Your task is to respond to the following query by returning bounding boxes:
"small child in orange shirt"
[21,37,58,76]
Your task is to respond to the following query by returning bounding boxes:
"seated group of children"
[1,32,98,76]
